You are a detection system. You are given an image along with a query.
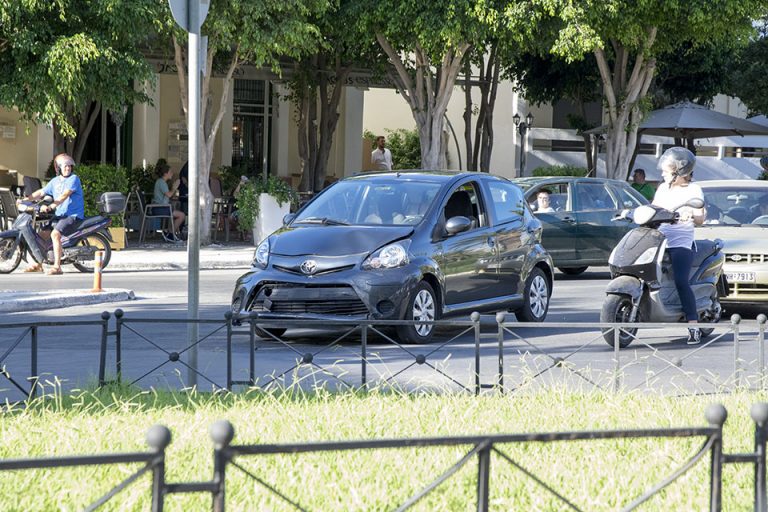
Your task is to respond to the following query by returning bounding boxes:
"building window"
[232,79,273,177]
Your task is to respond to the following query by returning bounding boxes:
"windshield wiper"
[297,216,349,226]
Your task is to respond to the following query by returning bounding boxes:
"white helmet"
[658,147,695,178]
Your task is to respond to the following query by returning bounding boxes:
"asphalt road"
[1,267,765,401]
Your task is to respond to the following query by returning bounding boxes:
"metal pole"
[706,404,727,512]
[147,425,171,512]
[210,421,235,512]
[30,326,37,399]
[115,309,123,384]
[225,313,232,390]
[759,315,767,390]
[472,312,481,396]
[732,314,742,388]
[476,444,491,512]
[613,326,621,393]
[752,403,768,512]
[98,312,110,386]
[496,313,504,393]
[361,325,368,391]
[186,0,201,388]
[248,320,255,387]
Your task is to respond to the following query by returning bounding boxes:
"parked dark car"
[511,176,649,275]
[232,171,554,343]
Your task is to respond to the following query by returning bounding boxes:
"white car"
[697,180,768,306]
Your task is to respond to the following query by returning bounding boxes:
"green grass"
[0,384,765,511]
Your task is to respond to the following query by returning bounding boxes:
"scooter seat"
[691,239,720,268]
[76,216,105,230]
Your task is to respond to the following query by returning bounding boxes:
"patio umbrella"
[638,101,768,138]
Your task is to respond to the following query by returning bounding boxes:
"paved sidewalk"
[0,242,254,314]
[108,242,253,271]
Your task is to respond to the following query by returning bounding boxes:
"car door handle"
[487,236,495,247]
[562,216,576,224]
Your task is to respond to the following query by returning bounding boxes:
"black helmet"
[658,147,695,178]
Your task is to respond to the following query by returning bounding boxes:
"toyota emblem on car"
[300,260,318,275]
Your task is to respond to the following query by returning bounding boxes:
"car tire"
[558,266,588,276]
[254,327,287,339]
[396,281,438,344]
[515,267,550,323]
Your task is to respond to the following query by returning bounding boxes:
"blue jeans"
[668,246,698,322]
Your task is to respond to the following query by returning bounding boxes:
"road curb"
[0,289,136,313]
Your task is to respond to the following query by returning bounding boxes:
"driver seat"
[444,190,476,227]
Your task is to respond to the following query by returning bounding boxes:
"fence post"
[225,312,233,390]
[114,309,123,384]
[248,318,256,387]
[210,420,235,512]
[613,326,621,394]
[98,311,111,387]
[759,315,767,391]
[706,403,727,512]
[146,425,172,512]
[476,442,491,512]
[472,312,481,396]
[752,403,768,512]
[732,314,742,388]
[495,313,505,393]
[361,324,368,391]
[30,326,38,399]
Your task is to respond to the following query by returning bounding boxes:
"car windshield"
[701,186,768,226]
[293,179,442,226]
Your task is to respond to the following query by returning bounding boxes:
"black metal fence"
[2,310,767,403]
[1,403,767,511]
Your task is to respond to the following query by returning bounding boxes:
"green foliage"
[730,36,768,116]
[126,165,156,198]
[533,165,589,177]
[0,0,157,138]
[74,164,129,226]
[235,176,300,230]
[364,128,422,170]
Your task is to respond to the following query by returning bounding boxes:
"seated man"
[535,189,555,213]
[22,153,84,275]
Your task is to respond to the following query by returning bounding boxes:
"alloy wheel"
[412,289,435,336]
[528,275,549,318]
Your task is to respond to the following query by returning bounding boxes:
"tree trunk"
[463,61,474,171]
[594,30,657,179]
[51,101,101,165]
[376,34,469,170]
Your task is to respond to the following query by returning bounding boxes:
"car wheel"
[396,281,438,344]
[515,268,550,322]
[254,327,287,339]
[600,294,638,348]
[558,266,588,276]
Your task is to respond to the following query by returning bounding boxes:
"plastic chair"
[0,187,19,230]
[134,187,176,243]
[23,176,42,197]
[209,177,231,242]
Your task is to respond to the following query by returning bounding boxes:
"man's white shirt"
[371,148,393,170]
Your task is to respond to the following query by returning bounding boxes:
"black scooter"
[601,198,727,347]
[0,192,125,274]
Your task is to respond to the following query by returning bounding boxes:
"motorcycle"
[0,192,126,274]
[600,198,727,348]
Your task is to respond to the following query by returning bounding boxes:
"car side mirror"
[282,213,296,225]
[445,216,471,235]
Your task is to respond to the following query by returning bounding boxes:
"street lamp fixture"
[513,112,534,176]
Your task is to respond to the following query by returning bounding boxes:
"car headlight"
[362,241,411,270]
[253,239,270,268]
[633,247,657,265]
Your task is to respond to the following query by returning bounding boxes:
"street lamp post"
[513,112,534,177]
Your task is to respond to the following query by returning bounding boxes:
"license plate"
[725,272,756,283]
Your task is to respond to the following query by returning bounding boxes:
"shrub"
[364,128,422,170]
[532,165,590,177]
[235,176,299,230]
[74,164,129,226]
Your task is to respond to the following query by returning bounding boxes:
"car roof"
[698,180,768,189]
[347,170,508,184]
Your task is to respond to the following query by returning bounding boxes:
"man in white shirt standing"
[371,135,393,171]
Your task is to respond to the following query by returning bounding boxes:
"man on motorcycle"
[652,147,707,344]
[20,153,84,275]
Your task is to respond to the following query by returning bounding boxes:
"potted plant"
[235,175,299,245]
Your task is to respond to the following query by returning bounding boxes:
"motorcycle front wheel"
[72,232,112,273]
[601,294,639,348]
[0,238,22,273]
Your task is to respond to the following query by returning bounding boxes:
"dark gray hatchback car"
[232,171,554,343]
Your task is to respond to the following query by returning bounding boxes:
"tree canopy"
[0,0,158,160]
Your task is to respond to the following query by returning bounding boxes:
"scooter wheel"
[601,294,639,348]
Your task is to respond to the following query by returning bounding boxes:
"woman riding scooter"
[652,147,707,344]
